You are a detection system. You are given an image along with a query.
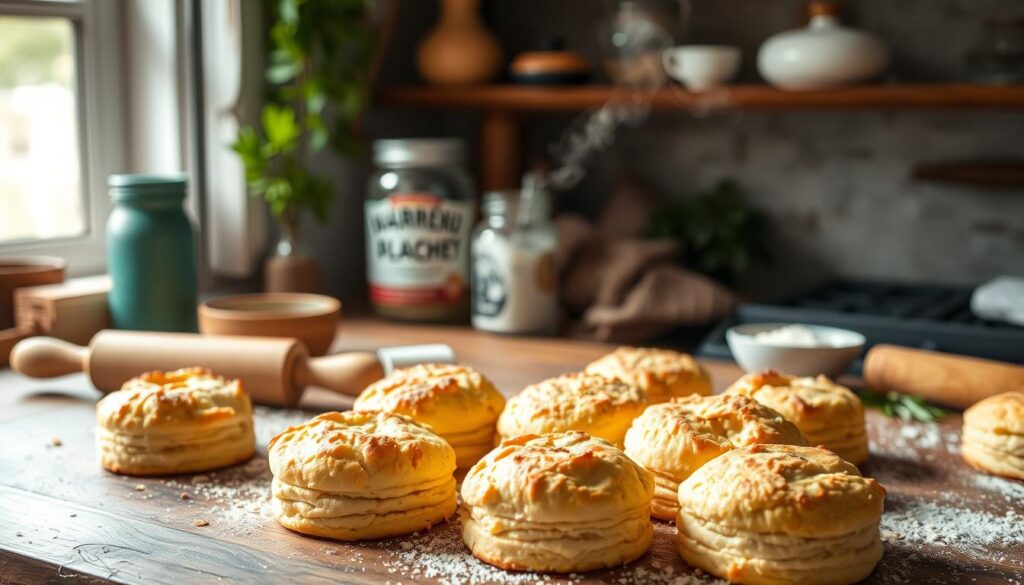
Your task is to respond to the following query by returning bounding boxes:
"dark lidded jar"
[366,139,474,322]
[106,174,198,332]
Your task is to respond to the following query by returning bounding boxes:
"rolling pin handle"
[293,351,386,397]
[10,336,89,379]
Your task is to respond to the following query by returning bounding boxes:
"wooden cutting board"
[1,318,1021,584]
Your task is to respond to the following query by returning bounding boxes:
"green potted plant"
[232,0,376,292]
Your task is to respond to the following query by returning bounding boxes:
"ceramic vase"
[757,1,889,90]
[417,0,502,85]
[264,222,321,294]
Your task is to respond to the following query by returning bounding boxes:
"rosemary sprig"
[854,389,950,422]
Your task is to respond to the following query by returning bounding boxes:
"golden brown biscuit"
[962,391,1024,480]
[461,431,654,572]
[586,346,712,403]
[725,370,869,465]
[677,444,885,585]
[495,372,647,446]
[268,410,457,540]
[624,394,807,520]
[95,368,255,476]
[354,364,506,469]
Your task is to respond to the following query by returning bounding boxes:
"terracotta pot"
[0,257,65,330]
[265,254,321,294]
[198,293,341,356]
[417,0,503,85]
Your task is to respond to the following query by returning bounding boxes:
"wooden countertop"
[1,318,1022,584]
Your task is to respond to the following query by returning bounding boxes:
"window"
[0,0,125,275]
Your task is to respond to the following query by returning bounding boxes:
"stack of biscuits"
[95,368,255,476]
[461,431,655,572]
[496,372,647,446]
[677,444,886,585]
[962,390,1024,480]
[354,364,506,469]
[726,370,870,465]
[585,346,712,403]
[268,410,457,540]
[624,394,807,520]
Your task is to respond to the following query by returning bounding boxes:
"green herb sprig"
[855,389,949,422]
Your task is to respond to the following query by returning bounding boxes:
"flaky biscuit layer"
[585,346,712,403]
[95,368,255,475]
[725,370,868,464]
[354,364,506,436]
[496,373,647,445]
[626,394,807,520]
[268,410,456,494]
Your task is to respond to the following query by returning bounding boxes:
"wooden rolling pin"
[10,330,453,407]
[863,344,1024,410]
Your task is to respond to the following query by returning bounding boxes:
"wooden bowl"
[0,256,66,329]
[198,293,341,356]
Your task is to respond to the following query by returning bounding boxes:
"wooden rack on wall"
[375,84,1024,190]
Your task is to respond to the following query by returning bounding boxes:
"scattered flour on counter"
[881,494,1024,565]
[972,473,1024,501]
[375,524,726,585]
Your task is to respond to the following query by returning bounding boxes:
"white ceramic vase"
[757,3,889,90]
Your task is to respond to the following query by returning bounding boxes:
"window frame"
[0,0,127,276]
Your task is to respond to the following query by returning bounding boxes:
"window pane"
[0,16,84,244]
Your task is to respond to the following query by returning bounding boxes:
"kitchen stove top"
[696,280,1024,374]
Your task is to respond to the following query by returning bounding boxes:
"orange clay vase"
[417,0,503,85]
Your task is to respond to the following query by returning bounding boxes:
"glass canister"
[106,174,198,332]
[365,139,475,322]
[471,188,559,335]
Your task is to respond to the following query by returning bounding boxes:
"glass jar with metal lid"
[471,187,559,335]
[365,138,474,322]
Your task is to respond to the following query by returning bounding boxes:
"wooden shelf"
[376,84,1024,112]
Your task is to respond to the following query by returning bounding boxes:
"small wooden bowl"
[198,293,341,356]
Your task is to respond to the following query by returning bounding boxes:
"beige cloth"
[558,183,737,343]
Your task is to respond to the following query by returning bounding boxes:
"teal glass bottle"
[106,174,198,332]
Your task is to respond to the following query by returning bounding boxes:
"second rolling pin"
[10,330,454,407]
[863,344,1024,409]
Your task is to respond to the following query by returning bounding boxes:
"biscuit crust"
[586,346,712,403]
[354,364,506,468]
[676,444,885,585]
[268,410,457,541]
[962,391,1024,480]
[725,370,868,465]
[461,432,654,572]
[624,395,807,520]
[95,368,255,476]
[496,372,647,446]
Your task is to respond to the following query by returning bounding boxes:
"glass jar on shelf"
[471,187,559,335]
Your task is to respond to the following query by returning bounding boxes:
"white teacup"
[662,45,741,91]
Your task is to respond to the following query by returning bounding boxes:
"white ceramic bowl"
[662,45,741,91]
[726,323,865,378]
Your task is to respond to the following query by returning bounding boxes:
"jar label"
[365,193,473,306]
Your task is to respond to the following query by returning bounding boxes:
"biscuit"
[268,410,457,540]
[726,370,869,465]
[95,368,255,476]
[962,391,1024,480]
[586,346,712,403]
[495,372,647,446]
[461,432,654,572]
[677,444,885,585]
[624,394,807,520]
[354,364,506,469]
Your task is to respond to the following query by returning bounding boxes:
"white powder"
[747,324,845,347]
[882,495,1024,564]
[972,473,1024,501]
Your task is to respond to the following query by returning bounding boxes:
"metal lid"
[373,138,465,167]
[109,174,188,201]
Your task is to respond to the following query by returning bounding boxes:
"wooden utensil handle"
[294,351,385,397]
[10,336,89,378]
[863,344,1024,409]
